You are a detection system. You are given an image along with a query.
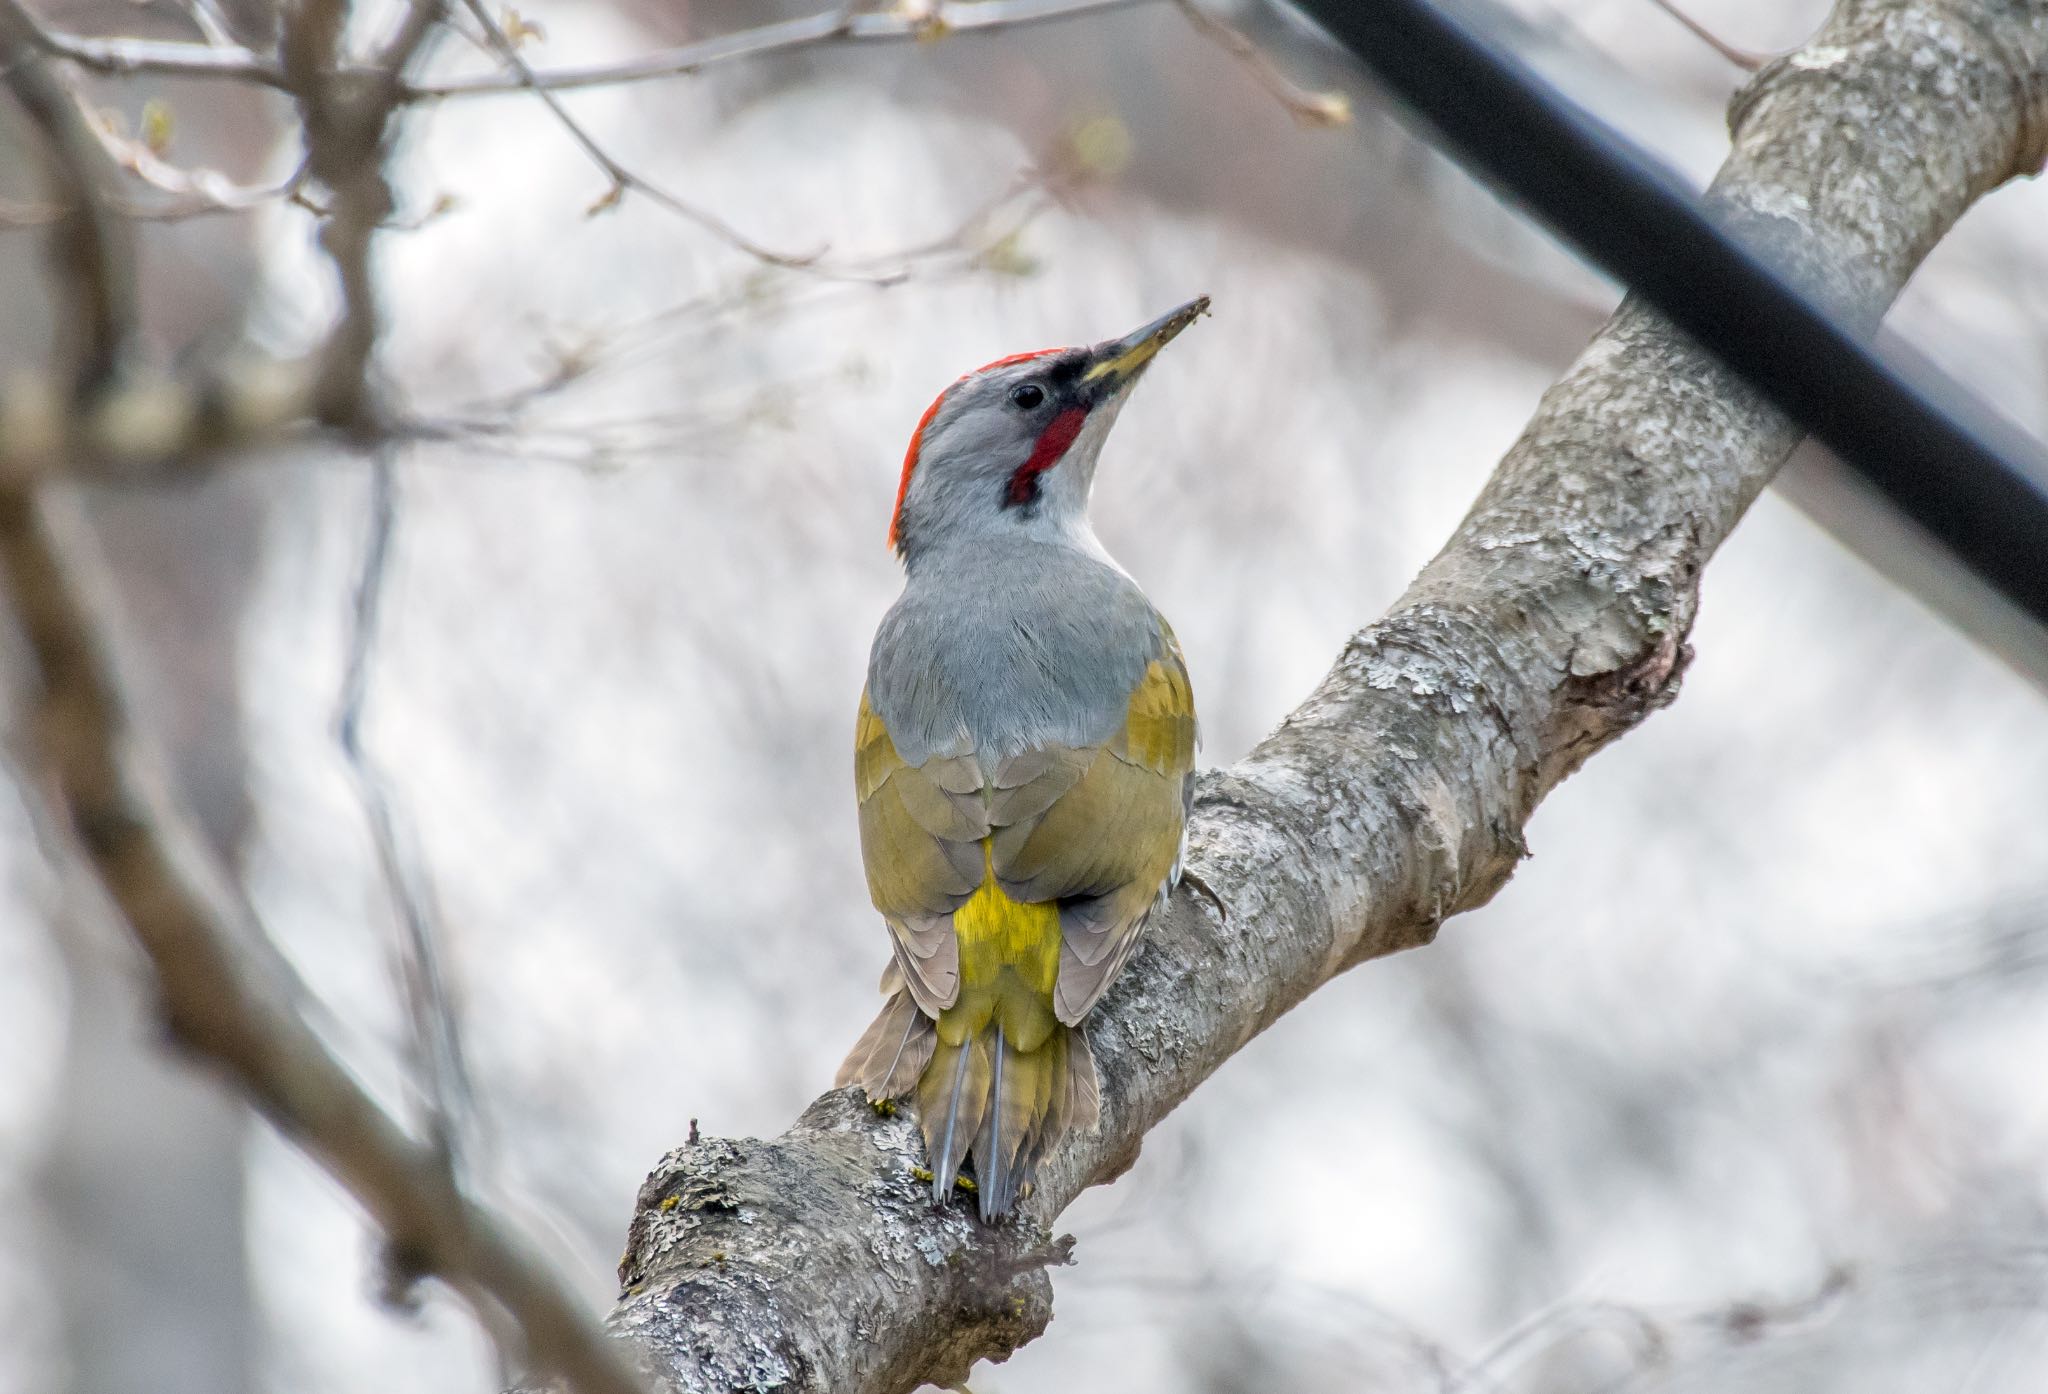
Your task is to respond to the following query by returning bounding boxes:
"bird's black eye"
[1009,383,1046,410]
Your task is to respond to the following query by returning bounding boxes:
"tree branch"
[15,0,285,87]
[284,0,443,434]
[587,4,2048,1392]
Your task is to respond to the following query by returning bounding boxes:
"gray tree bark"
[594,2,2047,1390]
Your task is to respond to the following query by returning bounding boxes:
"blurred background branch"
[0,473,647,1394]
[336,449,482,1204]
[0,4,639,1392]
[0,0,138,392]
[407,0,1156,98]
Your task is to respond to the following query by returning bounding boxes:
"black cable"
[1284,0,2048,627]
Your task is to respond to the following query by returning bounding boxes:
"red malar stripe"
[1006,405,1088,505]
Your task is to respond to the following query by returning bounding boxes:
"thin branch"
[10,0,1120,285]
[12,0,1150,98]
[396,154,1075,464]
[450,0,823,268]
[0,6,314,470]
[0,160,307,227]
[1643,0,1772,72]
[170,0,240,49]
[337,451,481,1189]
[408,0,1152,98]
[446,0,1097,283]
[0,0,636,1385]
[1173,0,1352,126]
[12,0,285,86]
[0,25,305,229]
[69,92,315,220]
[1450,1268,1853,1392]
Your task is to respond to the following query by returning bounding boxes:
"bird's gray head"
[887,296,1209,561]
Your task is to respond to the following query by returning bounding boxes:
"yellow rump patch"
[940,843,1061,1052]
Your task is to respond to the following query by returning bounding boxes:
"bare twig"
[169,0,239,49]
[450,0,823,268]
[10,0,1121,285]
[1173,0,1352,126]
[13,0,1149,99]
[21,9,285,86]
[68,91,315,220]
[410,0,1151,98]
[396,151,1075,463]
[0,3,315,470]
[0,161,307,227]
[845,158,1063,280]
[447,0,1107,283]
[1449,1267,1853,1392]
[1643,0,1772,71]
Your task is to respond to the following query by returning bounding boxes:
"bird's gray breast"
[869,541,1160,770]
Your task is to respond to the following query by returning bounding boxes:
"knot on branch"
[1539,613,1691,790]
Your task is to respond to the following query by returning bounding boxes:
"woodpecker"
[837,297,1207,1221]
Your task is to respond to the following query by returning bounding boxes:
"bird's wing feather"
[856,691,988,1013]
[988,627,1197,1024]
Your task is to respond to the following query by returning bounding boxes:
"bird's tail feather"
[836,984,936,1098]
[840,979,1102,1220]
[918,1019,1097,1220]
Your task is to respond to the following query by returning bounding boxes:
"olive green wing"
[988,629,1197,1025]
[855,690,989,1016]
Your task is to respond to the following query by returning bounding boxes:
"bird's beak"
[1081,295,1210,396]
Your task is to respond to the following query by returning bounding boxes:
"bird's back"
[867,538,1166,769]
